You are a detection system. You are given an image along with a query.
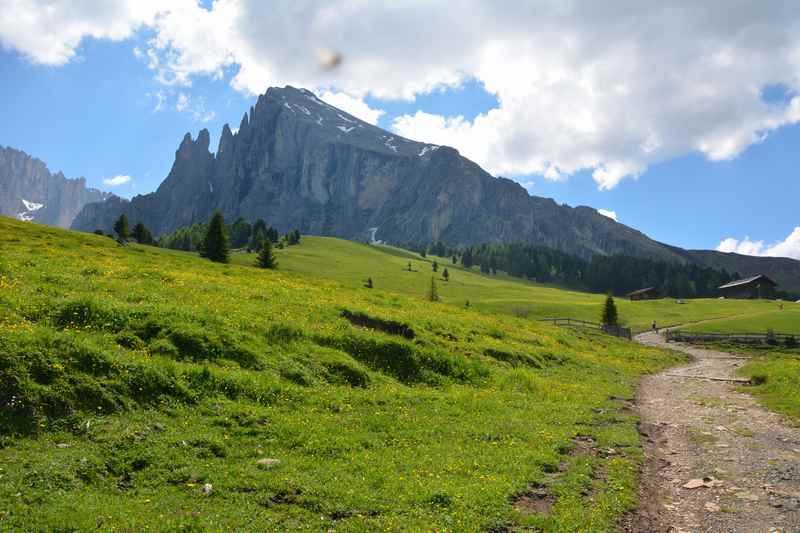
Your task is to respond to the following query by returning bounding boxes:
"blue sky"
[1,1,799,256]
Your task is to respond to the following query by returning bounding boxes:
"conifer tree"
[432,261,438,272]
[131,222,155,245]
[113,214,129,241]
[256,239,277,269]
[427,277,440,302]
[202,211,230,263]
[601,293,619,327]
[442,268,449,282]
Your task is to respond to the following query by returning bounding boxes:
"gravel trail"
[625,332,800,533]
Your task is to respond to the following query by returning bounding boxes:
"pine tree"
[256,239,277,269]
[432,261,438,272]
[442,268,449,282]
[202,211,230,263]
[131,222,155,245]
[286,229,301,246]
[113,214,129,241]
[452,255,457,264]
[420,248,427,258]
[601,293,619,327]
[406,261,412,272]
[230,218,252,248]
[427,277,440,302]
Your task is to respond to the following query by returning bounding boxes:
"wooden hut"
[627,287,660,301]
[718,274,777,300]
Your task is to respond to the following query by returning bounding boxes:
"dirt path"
[625,332,800,533]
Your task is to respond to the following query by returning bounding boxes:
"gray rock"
[0,146,111,228]
[68,87,800,290]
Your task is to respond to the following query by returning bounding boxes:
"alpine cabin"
[627,287,660,301]
[718,274,777,300]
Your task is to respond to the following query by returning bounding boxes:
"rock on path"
[624,332,800,533]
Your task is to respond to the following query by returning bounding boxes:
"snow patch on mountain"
[18,198,45,221]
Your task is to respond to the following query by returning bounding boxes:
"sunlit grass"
[0,217,688,531]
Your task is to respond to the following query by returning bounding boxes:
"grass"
[232,236,780,333]
[725,345,800,424]
[0,216,687,531]
[681,306,800,334]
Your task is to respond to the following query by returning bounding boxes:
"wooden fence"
[665,330,798,346]
[539,317,632,340]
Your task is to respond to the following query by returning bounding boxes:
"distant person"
[652,320,658,333]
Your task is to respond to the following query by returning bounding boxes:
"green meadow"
[0,216,688,531]
[681,306,800,334]
[1,216,792,531]
[232,235,780,333]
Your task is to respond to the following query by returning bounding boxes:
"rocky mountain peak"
[0,145,111,228]
[69,86,800,292]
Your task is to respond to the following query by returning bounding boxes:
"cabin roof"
[718,274,777,290]
[627,287,658,296]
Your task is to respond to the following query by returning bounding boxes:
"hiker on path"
[652,320,658,333]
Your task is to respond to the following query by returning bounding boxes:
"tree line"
[411,241,749,299]
[194,211,290,268]
[159,216,300,252]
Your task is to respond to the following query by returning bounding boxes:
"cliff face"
[70,86,800,292]
[71,87,683,259]
[0,146,110,228]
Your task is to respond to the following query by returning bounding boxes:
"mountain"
[70,86,800,293]
[0,146,111,228]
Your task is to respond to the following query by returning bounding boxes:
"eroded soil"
[626,332,800,533]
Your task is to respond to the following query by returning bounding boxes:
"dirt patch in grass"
[511,482,555,515]
[570,434,599,457]
[340,310,415,339]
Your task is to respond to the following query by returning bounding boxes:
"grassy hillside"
[232,236,780,333]
[0,217,685,531]
[737,347,800,422]
[681,306,800,334]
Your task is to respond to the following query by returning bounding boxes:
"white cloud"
[103,175,132,187]
[597,209,618,222]
[175,92,215,122]
[5,2,800,189]
[0,1,166,65]
[318,91,384,125]
[153,90,167,112]
[716,227,800,260]
[176,92,189,112]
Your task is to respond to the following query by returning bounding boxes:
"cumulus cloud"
[103,175,132,187]
[5,2,800,189]
[597,209,618,222]
[0,0,166,65]
[716,227,800,260]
